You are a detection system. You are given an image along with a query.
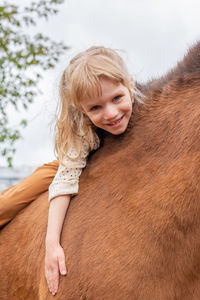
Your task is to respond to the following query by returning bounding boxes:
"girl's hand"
[45,243,67,296]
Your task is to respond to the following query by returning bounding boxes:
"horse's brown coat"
[0,42,200,300]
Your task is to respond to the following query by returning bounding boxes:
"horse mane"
[137,40,200,94]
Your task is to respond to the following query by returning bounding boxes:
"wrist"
[45,236,60,248]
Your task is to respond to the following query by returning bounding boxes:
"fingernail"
[61,270,67,275]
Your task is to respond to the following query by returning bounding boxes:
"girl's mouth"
[107,115,124,127]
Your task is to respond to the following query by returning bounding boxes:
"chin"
[110,126,127,135]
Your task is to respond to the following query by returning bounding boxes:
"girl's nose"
[104,104,118,121]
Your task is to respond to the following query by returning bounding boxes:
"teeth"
[111,116,122,125]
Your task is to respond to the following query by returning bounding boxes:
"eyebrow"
[85,88,125,110]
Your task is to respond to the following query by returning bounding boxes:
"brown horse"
[0,42,200,300]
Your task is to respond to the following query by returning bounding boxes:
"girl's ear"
[130,76,134,90]
[129,77,135,103]
[129,77,135,96]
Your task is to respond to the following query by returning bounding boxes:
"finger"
[49,277,58,295]
[58,252,67,276]
[47,275,57,294]
[46,267,59,295]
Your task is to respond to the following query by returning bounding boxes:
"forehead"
[82,78,124,107]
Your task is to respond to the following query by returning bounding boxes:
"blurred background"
[0,0,200,190]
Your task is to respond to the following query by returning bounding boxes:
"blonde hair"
[54,46,143,164]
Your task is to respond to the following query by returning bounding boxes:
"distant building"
[0,166,36,192]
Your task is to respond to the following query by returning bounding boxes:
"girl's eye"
[90,105,100,111]
[113,95,122,101]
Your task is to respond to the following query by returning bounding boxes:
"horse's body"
[0,42,200,300]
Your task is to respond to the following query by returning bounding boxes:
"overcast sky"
[1,0,200,167]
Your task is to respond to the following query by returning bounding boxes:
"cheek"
[88,114,101,126]
[122,102,132,114]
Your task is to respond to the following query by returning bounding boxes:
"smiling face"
[81,78,133,135]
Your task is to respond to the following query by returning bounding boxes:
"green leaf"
[0,0,68,167]
[20,119,27,127]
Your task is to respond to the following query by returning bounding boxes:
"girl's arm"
[45,195,70,296]
[45,137,98,295]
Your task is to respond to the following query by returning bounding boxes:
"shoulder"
[81,131,100,152]
[61,131,100,167]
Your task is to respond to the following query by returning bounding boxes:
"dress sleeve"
[48,134,99,201]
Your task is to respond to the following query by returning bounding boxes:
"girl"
[0,46,143,296]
